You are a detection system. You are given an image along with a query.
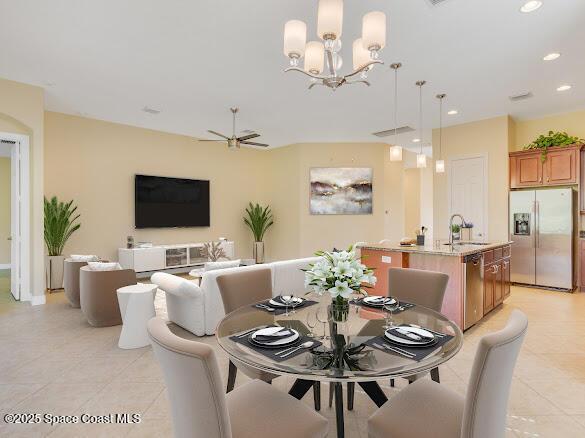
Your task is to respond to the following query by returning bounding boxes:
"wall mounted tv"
[135,175,210,228]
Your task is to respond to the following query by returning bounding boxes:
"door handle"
[7,237,11,241]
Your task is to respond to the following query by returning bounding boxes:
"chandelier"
[283,0,386,90]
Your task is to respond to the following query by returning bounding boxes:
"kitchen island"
[360,241,512,330]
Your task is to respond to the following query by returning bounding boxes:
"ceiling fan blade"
[241,141,269,147]
[207,130,229,139]
[199,139,224,142]
[237,133,260,141]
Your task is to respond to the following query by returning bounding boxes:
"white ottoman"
[117,283,157,349]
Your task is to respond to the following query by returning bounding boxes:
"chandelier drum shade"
[283,0,386,90]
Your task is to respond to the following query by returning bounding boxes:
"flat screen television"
[135,175,210,228]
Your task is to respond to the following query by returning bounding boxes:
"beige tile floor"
[0,284,584,437]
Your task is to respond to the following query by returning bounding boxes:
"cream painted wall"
[403,168,421,236]
[0,158,10,265]
[512,109,585,151]
[44,112,272,262]
[0,78,44,301]
[432,116,511,242]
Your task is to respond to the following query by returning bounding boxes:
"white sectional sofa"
[152,257,320,336]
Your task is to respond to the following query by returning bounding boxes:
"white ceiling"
[0,0,584,152]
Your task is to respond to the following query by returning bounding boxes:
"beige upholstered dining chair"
[216,268,321,410]
[340,267,450,410]
[148,317,329,438]
[387,267,449,385]
[63,259,88,308]
[368,309,528,438]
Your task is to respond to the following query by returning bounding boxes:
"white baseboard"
[30,294,46,306]
[0,264,10,270]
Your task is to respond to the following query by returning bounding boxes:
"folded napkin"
[274,296,302,305]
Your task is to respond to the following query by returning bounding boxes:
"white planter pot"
[253,242,265,264]
[45,255,65,290]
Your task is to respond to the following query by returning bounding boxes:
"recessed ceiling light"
[543,53,561,61]
[412,138,421,143]
[447,110,458,115]
[557,85,572,92]
[520,1,543,13]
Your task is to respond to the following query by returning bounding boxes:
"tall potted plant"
[243,202,273,264]
[44,196,81,290]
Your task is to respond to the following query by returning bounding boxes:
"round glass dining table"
[216,294,463,438]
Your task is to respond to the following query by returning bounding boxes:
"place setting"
[229,325,322,362]
[363,323,454,362]
[351,295,415,314]
[254,294,319,316]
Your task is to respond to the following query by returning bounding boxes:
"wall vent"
[509,92,533,102]
[142,106,161,114]
[372,126,415,137]
[426,0,450,6]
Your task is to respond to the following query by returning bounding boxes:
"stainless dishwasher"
[463,252,484,330]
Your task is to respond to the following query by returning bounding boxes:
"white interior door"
[449,155,487,240]
[10,141,20,300]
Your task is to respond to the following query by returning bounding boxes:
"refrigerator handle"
[535,200,539,249]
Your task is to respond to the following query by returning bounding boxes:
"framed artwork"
[310,167,373,215]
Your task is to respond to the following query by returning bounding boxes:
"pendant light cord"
[439,97,443,159]
[418,83,423,155]
[394,68,398,139]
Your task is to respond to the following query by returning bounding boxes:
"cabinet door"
[502,257,511,298]
[580,241,585,289]
[544,149,577,185]
[484,264,495,314]
[513,153,543,188]
[494,262,504,306]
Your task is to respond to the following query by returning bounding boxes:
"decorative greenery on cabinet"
[523,131,584,163]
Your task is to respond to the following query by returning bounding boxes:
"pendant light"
[435,93,446,173]
[389,63,403,162]
[416,80,427,168]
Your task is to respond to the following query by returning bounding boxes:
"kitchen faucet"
[449,213,466,246]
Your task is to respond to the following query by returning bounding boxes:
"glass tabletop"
[216,294,463,383]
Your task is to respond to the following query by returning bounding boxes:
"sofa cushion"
[70,254,99,262]
[86,262,122,271]
[203,259,241,272]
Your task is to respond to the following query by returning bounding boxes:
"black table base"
[289,378,387,438]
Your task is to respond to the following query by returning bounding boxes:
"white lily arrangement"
[304,246,377,300]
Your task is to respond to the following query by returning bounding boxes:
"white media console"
[118,241,235,274]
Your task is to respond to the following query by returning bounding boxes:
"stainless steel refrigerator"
[509,188,573,290]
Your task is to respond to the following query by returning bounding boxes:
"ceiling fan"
[201,107,269,149]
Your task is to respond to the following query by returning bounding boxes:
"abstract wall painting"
[310,167,373,215]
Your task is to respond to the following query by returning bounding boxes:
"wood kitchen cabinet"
[484,262,496,314]
[510,145,580,189]
[502,257,511,299]
[483,247,511,316]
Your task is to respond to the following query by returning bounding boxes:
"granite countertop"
[360,241,512,257]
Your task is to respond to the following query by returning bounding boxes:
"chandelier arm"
[308,81,325,90]
[345,79,371,87]
[284,67,325,80]
[325,49,336,76]
[344,60,383,79]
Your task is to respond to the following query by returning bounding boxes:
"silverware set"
[372,342,415,358]
[275,341,315,358]
[255,303,275,312]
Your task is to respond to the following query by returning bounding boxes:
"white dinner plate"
[384,326,436,347]
[250,326,300,346]
[268,296,304,308]
[362,296,397,308]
